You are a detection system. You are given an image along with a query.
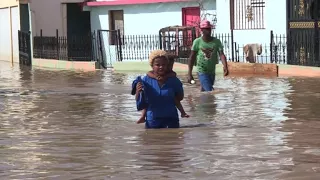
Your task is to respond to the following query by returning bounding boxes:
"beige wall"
[30,0,84,36]
[0,0,19,8]
[0,0,21,63]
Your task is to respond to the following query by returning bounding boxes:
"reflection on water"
[1,61,320,179]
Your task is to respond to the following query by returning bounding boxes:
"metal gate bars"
[18,30,32,66]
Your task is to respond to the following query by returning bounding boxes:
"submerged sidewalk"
[112,61,320,78]
[278,64,320,77]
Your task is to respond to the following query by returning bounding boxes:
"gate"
[287,0,320,66]
[18,30,32,66]
[96,29,122,69]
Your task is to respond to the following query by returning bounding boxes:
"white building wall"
[216,0,286,45]
[215,0,286,62]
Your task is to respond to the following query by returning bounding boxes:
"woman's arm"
[176,92,184,101]
[174,98,189,117]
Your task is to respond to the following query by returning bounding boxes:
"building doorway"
[182,7,200,35]
[182,7,200,46]
[66,3,91,61]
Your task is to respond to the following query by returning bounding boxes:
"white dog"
[243,44,262,63]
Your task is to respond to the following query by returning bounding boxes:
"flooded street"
[1,62,320,180]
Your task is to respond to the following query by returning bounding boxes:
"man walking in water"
[187,20,229,91]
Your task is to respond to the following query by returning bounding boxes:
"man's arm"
[219,51,228,68]
[188,51,197,76]
[188,39,199,77]
[219,51,229,76]
[217,39,228,76]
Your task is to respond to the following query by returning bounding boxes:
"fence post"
[159,31,163,50]
[18,30,21,64]
[270,30,274,63]
[97,30,106,68]
[91,31,96,62]
[27,31,32,66]
[191,27,196,41]
[56,29,59,60]
[230,0,235,62]
[117,29,123,61]
[234,42,239,62]
[40,29,43,58]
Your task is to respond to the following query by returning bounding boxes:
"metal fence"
[96,30,121,68]
[118,33,233,63]
[121,34,160,61]
[270,31,287,64]
[33,29,95,61]
[116,31,287,65]
[233,31,287,64]
[32,29,288,67]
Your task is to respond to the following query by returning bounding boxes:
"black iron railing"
[18,30,32,66]
[231,31,287,64]
[270,31,287,64]
[121,34,160,61]
[32,29,289,66]
[96,30,121,68]
[117,32,287,64]
[118,33,233,63]
[33,29,95,61]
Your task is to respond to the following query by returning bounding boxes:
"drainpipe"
[229,0,235,61]
[30,10,36,35]
[28,3,34,64]
[9,7,13,64]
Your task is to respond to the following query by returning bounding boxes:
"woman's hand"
[136,82,143,94]
[181,113,190,118]
[135,82,143,100]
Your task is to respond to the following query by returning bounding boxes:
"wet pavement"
[1,62,320,179]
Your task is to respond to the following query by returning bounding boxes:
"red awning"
[85,0,191,6]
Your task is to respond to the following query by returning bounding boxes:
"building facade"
[85,0,216,35]
[83,0,216,64]
[29,0,90,37]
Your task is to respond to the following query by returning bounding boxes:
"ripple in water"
[0,63,320,179]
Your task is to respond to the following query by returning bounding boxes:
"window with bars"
[232,0,265,30]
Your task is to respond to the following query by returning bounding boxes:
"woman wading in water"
[132,50,187,128]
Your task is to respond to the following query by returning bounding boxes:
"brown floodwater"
[1,62,320,180]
